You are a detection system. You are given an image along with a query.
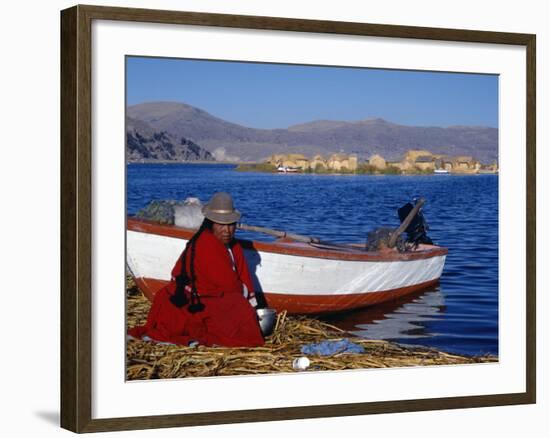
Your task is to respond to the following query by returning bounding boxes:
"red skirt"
[128,286,264,347]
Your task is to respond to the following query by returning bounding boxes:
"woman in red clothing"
[128,192,264,347]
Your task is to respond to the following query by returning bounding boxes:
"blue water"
[127,163,499,357]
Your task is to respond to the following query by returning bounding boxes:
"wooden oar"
[388,198,426,248]
[237,223,364,251]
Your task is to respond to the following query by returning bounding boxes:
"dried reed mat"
[126,277,497,380]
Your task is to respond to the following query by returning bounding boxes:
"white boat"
[434,169,450,174]
[126,218,448,314]
[277,165,300,173]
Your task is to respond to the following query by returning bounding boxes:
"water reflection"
[323,286,445,342]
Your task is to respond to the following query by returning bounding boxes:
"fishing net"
[135,197,204,228]
[365,200,435,252]
[366,227,409,252]
[135,200,177,224]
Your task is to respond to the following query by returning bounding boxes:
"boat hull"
[133,276,440,314]
[127,219,447,314]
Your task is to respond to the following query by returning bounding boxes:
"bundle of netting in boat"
[135,197,204,228]
[366,227,409,252]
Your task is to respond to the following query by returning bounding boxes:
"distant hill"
[126,116,214,162]
[127,102,498,163]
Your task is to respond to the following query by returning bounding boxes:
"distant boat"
[434,169,450,174]
[126,218,447,315]
[277,165,300,173]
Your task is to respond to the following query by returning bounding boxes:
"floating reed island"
[126,277,496,380]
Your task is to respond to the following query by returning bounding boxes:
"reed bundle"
[126,277,496,380]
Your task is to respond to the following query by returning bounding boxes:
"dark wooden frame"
[60,4,536,433]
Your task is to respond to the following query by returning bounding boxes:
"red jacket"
[128,229,264,347]
[175,228,255,300]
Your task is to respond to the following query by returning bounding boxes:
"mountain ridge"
[126,101,498,163]
[126,116,214,162]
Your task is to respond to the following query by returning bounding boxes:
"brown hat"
[202,192,241,224]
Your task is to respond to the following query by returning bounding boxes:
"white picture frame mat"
[91,19,526,419]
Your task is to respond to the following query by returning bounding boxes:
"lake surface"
[127,163,499,357]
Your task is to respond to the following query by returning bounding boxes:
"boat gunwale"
[127,217,448,262]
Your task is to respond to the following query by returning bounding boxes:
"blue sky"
[126,56,498,130]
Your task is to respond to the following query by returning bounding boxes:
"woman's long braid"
[187,230,205,313]
[170,219,211,310]
[169,247,189,307]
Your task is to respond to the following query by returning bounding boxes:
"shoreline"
[127,161,498,175]
[126,277,497,380]
[127,160,254,165]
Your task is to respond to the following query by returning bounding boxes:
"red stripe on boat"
[132,277,439,315]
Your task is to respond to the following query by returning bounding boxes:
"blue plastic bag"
[300,339,365,356]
